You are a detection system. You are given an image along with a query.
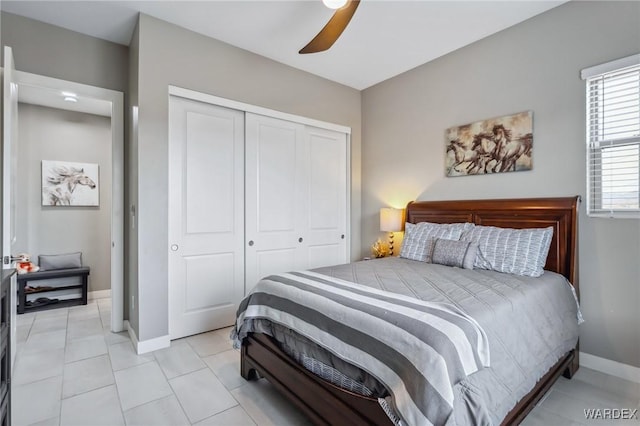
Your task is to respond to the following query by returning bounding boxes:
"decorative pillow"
[38,252,83,271]
[430,238,477,269]
[398,234,432,262]
[400,221,474,259]
[460,225,553,277]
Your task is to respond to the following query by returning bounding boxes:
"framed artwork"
[446,111,533,177]
[41,160,99,206]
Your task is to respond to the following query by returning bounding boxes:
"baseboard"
[124,319,134,343]
[88,289,111,300]
[124,320,170,354]
[580,351,640,384]
[137,334,170,354]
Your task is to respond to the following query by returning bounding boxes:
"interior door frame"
[168,86,352,135]
[3,46,19,369]
[12,70,125,332]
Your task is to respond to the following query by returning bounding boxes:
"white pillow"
[461,225,553,277]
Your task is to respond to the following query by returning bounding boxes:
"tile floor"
[12,298,640,426]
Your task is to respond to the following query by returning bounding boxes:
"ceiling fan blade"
[299,0,360,54]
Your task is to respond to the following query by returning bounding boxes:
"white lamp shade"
[380,208,403,232]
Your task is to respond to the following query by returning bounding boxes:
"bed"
[235,197,581,425]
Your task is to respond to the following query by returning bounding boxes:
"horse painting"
[445,111,533,177]
[42,161,99,206]
[447,139,484,175]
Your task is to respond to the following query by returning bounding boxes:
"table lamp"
[380,207,403,255]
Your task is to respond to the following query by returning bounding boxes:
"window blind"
[585,59,640,218]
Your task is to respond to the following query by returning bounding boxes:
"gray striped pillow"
[461,225,553,277]
[400,222,474,261]
[398,233,432,261]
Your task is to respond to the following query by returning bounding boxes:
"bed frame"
[240,196,580,425]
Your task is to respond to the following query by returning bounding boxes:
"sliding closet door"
[245,114,349,291]
[245,113,307,293]
[168,96,245,339]
[304,126,349,269]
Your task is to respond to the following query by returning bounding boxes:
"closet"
[168,94,350,340]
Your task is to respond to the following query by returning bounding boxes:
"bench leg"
[17,281,25,315]
[82,275,88,306]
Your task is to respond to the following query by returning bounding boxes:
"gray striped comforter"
[233,270,490,425]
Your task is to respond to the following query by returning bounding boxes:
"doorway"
[7,69,124,332]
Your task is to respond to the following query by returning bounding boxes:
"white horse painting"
[42,161,99,206]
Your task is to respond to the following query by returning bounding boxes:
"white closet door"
[168,96,245,339]
[245,113,307,293]
[305,126,349,269]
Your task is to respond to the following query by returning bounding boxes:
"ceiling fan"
[299,0,360,54]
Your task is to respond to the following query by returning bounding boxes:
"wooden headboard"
[406,197,580,295]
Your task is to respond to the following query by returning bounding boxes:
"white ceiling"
[2,0,567,90]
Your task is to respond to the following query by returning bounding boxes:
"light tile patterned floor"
[12,299,311,426]
[12,299,640,425]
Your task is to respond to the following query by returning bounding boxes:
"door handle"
[298,237,303,243]
[248,240,254,246]
[341,234,345,239]
[3,254,27,265]
[170,244,179,252]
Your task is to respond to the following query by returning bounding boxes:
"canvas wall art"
[445,111,533,177]
[42,160,99,206]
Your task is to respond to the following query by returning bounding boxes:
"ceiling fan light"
[322,0,348,10]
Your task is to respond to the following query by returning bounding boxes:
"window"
[582,54,640,218]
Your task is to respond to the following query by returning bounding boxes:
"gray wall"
[1,12,128,93]
[16,103,112,292]
[2,9,129,305]
[361,1,640,367]
[133,14,362,341]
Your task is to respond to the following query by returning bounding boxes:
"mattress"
[244,257,581,425]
